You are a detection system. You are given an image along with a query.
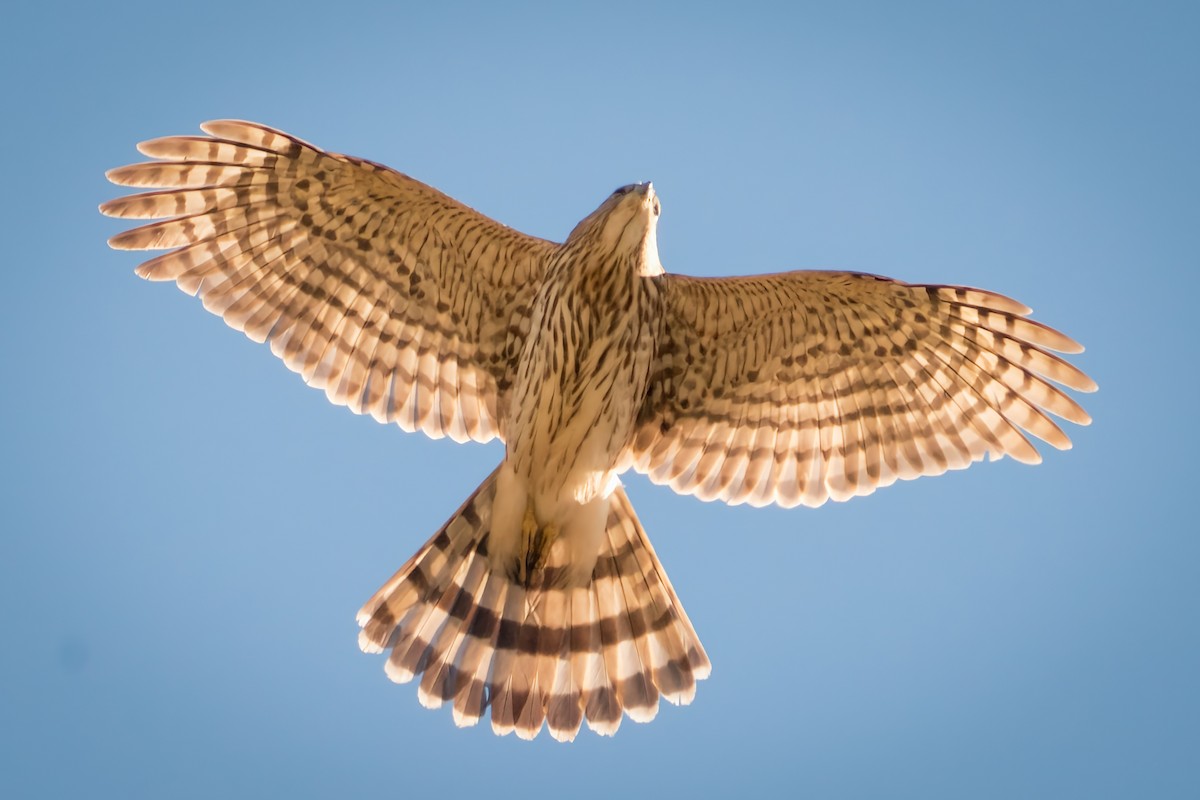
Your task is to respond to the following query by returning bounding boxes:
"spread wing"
[102,120,559,444]
[631,270,1096,508]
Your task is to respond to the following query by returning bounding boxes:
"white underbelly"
[522,359,636,517]
[490,353,638,585]
[488,260,658,582]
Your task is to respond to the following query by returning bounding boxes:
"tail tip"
[357,629,385,654]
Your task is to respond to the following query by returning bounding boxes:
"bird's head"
[566,182,663,276]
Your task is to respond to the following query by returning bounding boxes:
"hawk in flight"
[102,121,1095,741]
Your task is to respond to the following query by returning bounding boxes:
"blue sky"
[2,1,1197,797]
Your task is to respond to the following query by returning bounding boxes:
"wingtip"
[199,118,239,133]
[1054,335,1086,355]
[106,228,145,251]
[1012,447,1043,466]
[97,197,130,219]
[198,119,256,139]
[135,136,169,158]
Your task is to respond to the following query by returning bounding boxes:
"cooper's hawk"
[102,121,1095,741]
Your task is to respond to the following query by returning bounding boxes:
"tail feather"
[395,552,474,681]
[450,577,505,727]
[486,584,528,736]
[624,537,695,703]
[614,488,711,698]
[357,466,710,741]
[546,588,586,741]
[594,535,658,724]
[416,552,488,708]
[534,588,566,719]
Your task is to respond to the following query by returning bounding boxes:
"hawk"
[102,121,1095,741]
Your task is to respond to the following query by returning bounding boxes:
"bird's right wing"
[630,270,1096,508]
[102,120,559,444]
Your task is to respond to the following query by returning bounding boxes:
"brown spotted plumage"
[102,120,1094,741]
[632,273,1096,507]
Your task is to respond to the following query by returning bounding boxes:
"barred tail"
[356,466,711,741]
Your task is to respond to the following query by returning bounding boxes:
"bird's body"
[495,183,664,586]
[102,121,1095,741]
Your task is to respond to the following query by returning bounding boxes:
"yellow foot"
[531,521,558,573]
[517,501,558,587]
[518,503,538,585]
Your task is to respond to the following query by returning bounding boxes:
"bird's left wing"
[102,120,559,444]
[630,270,1096,508]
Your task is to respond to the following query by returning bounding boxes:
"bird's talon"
[532,521,558,572]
